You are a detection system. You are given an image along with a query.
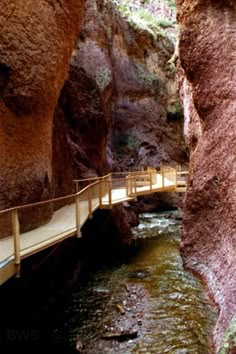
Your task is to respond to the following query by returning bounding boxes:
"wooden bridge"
[0,165,188,285]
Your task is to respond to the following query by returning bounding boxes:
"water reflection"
[55,211,217,353]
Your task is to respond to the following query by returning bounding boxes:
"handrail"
[97,176,135,183]
[73,170,149,183]
[177,171,188,175]
[0,165,188,285]
[73,173,111,183]
[0,180,100,215]
[0,167,188,215]
[0,166,188,215]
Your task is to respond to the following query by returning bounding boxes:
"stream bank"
[0,210,218,353]
[50,211,218,353]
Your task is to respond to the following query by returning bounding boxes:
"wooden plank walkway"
[0,166,188,285]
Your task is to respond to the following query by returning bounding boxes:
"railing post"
[125,177,129,197]
[134,177,137,200]
[101,176,104,197]
[99,181,102,206]
[161,167,165,187]
[108,177,112,209]
[131,177,135,195]
[12,209,20,277]
[133,177,138,201]
[88,187,93,219]
[75,194,81,238]
[149,172,152,192]
[175,167,178,187]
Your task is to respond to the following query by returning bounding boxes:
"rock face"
[177,0,236,351]
[53,0,188,200]
[108,25,185,171]
[0,0,186,233]
[0,0,85,233]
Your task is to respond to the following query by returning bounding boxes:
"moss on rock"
[218,316,236,354]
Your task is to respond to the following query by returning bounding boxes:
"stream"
[51,210,218,354]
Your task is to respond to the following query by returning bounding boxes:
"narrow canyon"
[0,0,235,353]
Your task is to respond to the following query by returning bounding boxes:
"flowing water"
[53,211,218,354]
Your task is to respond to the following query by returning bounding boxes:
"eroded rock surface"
[0,0,85,233]
[177,0,236,351]
[53,0,188,210]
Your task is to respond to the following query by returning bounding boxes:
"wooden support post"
[88,187,93,219]
[102,178,106,196]
[134,177,137,201]
[131,177,135,195]
[149,172,152,192]
[162,168,165,187]
[75,195,81,238]
[99,181,102,206]
[108,178,112,209]
[12,209,21,277]
[125,177,129,197]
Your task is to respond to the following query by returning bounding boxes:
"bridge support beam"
[108,178,112,209]
[75,195,81,238]
[99,181,102,206]
[12,209,21,278]
[88,188,93,219]
[149,172,152,192]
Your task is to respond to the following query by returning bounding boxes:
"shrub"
[165,0,176,9]
[156,19,172,28]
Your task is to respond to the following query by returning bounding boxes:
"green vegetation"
[115,133,137,159]
[164,0,176,9]
[167,100,183,122]
[156,18,172,28]
[128,10,162,38]
[171,100,183,115]
[134,9,158,27]
[115,0,129,16]
[135,63,158,88]
[218,316,236,354]
[111,1,174,39]
[119,134,137,150]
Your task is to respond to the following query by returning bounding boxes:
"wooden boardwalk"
[0,166,188,285]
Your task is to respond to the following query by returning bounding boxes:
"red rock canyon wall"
[52,0,188,200]
[177,0,236,351]
[0,0,85,233]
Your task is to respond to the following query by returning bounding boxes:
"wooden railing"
[176,167,189,190]
[0,192,76,278]
[0,165,188,284]
[160,165,178,187]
